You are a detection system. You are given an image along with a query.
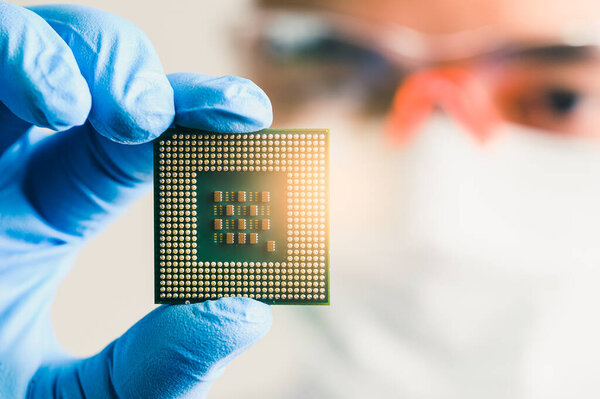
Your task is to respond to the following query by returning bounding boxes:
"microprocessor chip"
[154,128,329,305]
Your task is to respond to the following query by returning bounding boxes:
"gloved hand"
[0,2,273,398]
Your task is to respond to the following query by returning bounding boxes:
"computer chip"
[154,128,329,305]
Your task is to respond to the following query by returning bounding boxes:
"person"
[0,3,273,398]
[216,0,600,398]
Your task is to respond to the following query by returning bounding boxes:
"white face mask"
[290,112,600,398]
[329,114,600,274]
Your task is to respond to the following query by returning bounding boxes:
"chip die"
[154,128,329,305]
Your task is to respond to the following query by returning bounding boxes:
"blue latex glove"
[0,3,273,398]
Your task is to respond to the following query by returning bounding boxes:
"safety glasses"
[243,10,600,144]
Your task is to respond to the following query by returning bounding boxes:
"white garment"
[212,115,600,398]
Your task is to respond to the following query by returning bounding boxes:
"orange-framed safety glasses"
[242,9,600,144]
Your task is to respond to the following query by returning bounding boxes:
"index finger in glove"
[0,2,90,136]
[28,4,175,144]
[23,74,272,238]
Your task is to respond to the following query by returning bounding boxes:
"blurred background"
[15,0,600,397]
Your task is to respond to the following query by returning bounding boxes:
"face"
[245,1,600,394]
[249,0,600,252]
[254,0,600,131]
[244,0,600,269]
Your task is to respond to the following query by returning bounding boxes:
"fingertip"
[91,73,175,144]
[0,3,91,130]
[165,298,273,349]
[168,73,273,133]
[31,4,175,144]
